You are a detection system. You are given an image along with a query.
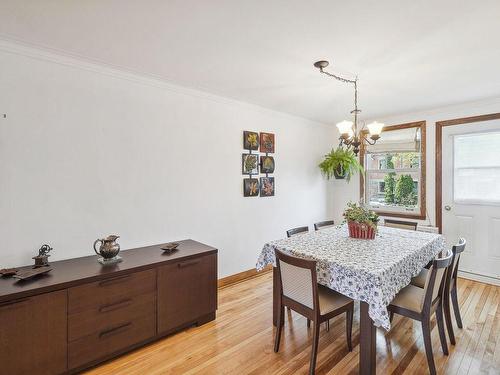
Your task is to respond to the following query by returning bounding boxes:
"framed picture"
[243,178,259,197]
[260,155,275,174]
[260,132,275,153]
[242,153,259,174]
[243,131,259,150]
[260,177,275,197]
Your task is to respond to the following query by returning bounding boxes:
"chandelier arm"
[364,136,377,146]
[341,137,353,146]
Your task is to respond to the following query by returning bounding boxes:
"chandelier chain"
[315,61,382,155]
[319,68,359,115]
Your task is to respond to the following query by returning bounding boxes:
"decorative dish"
[12,266,52,281]
[161,242,179,254]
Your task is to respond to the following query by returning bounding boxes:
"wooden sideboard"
[0,239,217,375]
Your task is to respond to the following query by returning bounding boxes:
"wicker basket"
[348,221,376,240]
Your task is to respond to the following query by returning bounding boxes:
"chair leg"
[436,302,449,355]
[274,305,284,352]
[443,293,456,345]
[346,308,353,351]
[326,319,330,331]
[307,318,311,328]
[421,319,437,375]
[451,285,463,329]
[389,311,394,323]
[309,320,320,375]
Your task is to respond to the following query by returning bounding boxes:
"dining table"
[256,224,446,375]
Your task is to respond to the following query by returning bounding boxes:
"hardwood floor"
[86,272,500,375]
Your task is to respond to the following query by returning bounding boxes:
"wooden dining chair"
[388,249,453,375]
[286,226,309,238]
[313,220,335,231]
[274,250,354,375]
[384,219,418,231]
[410,238,466,345]
[285,225,333,330]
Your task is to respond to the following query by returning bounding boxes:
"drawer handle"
[0,297,30,309]
[178,260,200,268]
[98,274,131,287]
[99,322,132,339]
[99,298,133,313]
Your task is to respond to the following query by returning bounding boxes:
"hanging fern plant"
[319,147,364,182]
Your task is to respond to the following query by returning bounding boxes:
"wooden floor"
[86,272,500,375]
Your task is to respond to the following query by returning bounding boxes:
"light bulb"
[336,120,354,136]
[367,121,384,136]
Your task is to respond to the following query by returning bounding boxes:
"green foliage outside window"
[384,155,396,204]
[394,174,417,205]
[384,174,396,203]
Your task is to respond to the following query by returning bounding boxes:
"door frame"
[435,112,500,233]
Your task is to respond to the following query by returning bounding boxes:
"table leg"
[273,267,279,326]
[360,301,376,375]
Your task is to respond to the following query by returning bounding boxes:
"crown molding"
[0,36,327,128]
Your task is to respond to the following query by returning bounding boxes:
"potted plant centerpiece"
[343,202,379,239]
[319,147,364,181]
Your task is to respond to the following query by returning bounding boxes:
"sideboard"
[0,239,218,374]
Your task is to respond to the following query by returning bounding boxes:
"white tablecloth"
[256,225,446,329]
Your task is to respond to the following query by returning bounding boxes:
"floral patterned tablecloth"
[256,224,446,330]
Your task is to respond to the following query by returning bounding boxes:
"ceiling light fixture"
[314,60,384,155]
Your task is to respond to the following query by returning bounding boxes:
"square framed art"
[243,178,259,197]
[260,177,275,197]
[260,155,275,173]
[259,132,275,153]
[243,131,259,151]
[242,153,259,174]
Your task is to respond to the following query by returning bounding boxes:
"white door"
[442,119,500,282]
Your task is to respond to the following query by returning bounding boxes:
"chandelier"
[314,60,384,156]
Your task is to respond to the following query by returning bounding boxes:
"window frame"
[359,121,427,220]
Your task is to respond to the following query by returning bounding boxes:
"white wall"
[0,42,336,277]
[330,98,500,226]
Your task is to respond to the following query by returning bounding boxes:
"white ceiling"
[1,0,499,124]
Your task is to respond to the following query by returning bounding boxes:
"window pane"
[454,132,500,203]
[454,168,500,203]
[454,132,500,168]
[365,152,420,170]
[366,170,420,211]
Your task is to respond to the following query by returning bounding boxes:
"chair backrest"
[384,219,418,231]
[421,249,453,310]
[450,238,466,281]
[286,226,309,238]
[443,238,466,295]
[314,220,335,231]
[275,249,318,312]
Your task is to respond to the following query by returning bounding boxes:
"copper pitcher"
[94,235,120,259]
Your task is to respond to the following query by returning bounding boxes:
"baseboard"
[218,265,272,288]
[458,270,500,286]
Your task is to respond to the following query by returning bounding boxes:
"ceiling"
[1,0,499,124]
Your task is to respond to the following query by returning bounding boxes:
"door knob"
[444,205,452,211]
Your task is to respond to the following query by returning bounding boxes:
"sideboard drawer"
[68,313,156,369]
[68,268,156,314]
[68,290,156,341]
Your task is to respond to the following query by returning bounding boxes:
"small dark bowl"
[161,242,179,252]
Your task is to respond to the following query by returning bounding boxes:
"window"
[361,121,426,219]
[454,132,500,204]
